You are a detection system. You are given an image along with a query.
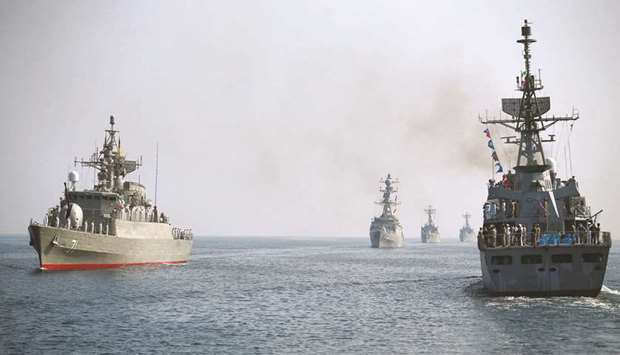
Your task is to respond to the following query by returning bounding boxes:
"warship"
[369,174,404,248]
[420,205,440,243]
[459,213,475,243]
[28,116,193,270]
[477,20,611,296]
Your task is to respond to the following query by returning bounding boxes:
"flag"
[495,163,503,174]
[484,127,503,175]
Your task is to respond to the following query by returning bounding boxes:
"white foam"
[601,285,620,295]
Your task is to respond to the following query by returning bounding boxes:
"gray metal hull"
[369,230,404,248]
[480,246,609,297]
[459,230,475,243]
[29,225,192,270]
[421,230,440,243]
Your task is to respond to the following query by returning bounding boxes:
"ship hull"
[369,227,404,248]
[28,225,192,271]
[421,231,440,243]
[459,230,475,243]
[479,246,609,297]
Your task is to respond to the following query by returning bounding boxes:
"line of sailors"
[117,205,169,224]
[478,222,603,248]
[483,199,520,221]
[172,227,193,240]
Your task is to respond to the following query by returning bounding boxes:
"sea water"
[1,236,619,354]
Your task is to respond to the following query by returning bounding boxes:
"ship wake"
[601,285,620,296]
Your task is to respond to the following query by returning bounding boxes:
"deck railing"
[478,230,612,249]
[37,214,195,241]
[40,214,114,235]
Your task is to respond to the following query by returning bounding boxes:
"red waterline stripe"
[41,260,187,271]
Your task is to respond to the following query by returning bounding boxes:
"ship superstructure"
[420,205,440,243]
[477,20,611,296]
[369,174,404,248]
[28,116,193,270]
[459,213,475,243]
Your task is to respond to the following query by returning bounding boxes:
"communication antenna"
[154,142,159,207]
[93,143,97,187]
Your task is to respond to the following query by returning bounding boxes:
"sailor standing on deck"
[511,200,517,218]
[483,226,490,247]
[578,224,587,245]
[514,225,519,246]
[588,223,595,245]
[569,224,577,244]
[507,225,512,246]
[513,225,519,246]
[533,224,541,247]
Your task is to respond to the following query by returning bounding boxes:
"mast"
[74,116,142,192]
[377,174,400,217]
[154,142,159,207]
[463,212,471,228]
[425,205,436,225]
[480,20,579,177]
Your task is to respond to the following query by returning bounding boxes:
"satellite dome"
[68,170,80,183]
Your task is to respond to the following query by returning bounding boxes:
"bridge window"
[491,256,512,265]
[521,255,543,264]
[582,253,603,263]
[551,254,572,263]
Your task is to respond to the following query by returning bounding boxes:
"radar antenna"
[480,19,579,173]
[74,116,142,192]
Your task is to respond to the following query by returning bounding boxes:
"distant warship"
[420,205,440,243]
[459,213,475,243]
[369,174,404,248]
[477,20,611,296]
[28,116,193,270]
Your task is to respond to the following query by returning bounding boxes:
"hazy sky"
[1,1,619,238]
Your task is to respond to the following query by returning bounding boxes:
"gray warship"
[459,213,475,243]
[477,20,611,296]
[420,205,440,243]
[28,116,193,270]
[369,174,404,248]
